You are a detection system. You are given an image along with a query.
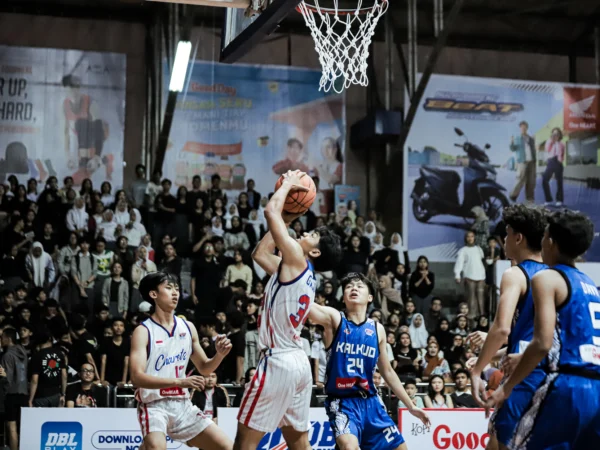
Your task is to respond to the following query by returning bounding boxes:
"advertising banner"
[334,184,360,219]
[0,45,126,188]
[399,408,491,450]
[163,61,345,202]
[404,75,600,262]
[21,407,192,450]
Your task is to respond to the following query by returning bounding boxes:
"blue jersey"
[548,264,600,376]
[507,259,548,355]
[325,313,379,397]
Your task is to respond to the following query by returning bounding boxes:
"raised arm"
[187,321,232,376]
[129,325,204,390]
[251,232,281,276]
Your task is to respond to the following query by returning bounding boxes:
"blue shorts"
[492,368,546,446]
[502,373,600,450]
[325,394,404,450]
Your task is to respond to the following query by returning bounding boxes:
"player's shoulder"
[132,322,151,344]
[179,317,197,335]
[502,265,528,285]
[531,267,567,286]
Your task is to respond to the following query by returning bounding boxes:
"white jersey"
[258,261,317,353]
[137,315,193,404]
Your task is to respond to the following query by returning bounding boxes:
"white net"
[297,0,389,93]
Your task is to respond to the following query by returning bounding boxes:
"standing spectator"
[401,300,416,326]
[128,164,148,210]
[100,318,130,387]
[26,178,38,202]
[191,372,230,424]
[122,210,146,248]
[425,297,443,335]
[25,242,56,289]
[17,324,33,357]
[100,182,114,207]
[342,235,369,274]
[542,127,565,206]
[245,179,261,209]
[70,236,98,314]
[93,238,114,304]
[197,316,219,359]
[470,206,490,251]
[66,196,89,237]
[223,216,250,257]
[191,241,223,317]
[101,262,129,317]
[88,305,111,342]
[70,314,100,380]
[237,192,251,220]
[454,230,486,319]
[377,274,403,321]
[66,363,102,408]
[423,375,454,408]
[372,237,401,275]
[244,210,265,248]
[58,232,80,277]
[508,120,536,203]
[409,256,435,315]
[208,174,226,205]
[1,328,29,450]
[96,210,118,245]
[243,301,260,372]
[224,250,253,294]
[221,311,245,384]
[153,179,177,243]
[173,186,190,255]
[311,334,327,388]
[187,175,207,209]
[28,330,67,407]
[3,215,31,256]
[131,246,157,312]
[39,223,59,256]
[233,368,256,407]
[450,369,479,408]
[392,263,409,303]
[114,236,135,281]
[408,313,428,350]
[158,243,182,284]
[143,170,162,235]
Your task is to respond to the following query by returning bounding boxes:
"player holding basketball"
[468,205,548,450]
[309,272,430,450]
[235,170,342,450]
[130,272,234,450]
[486,210,600,449]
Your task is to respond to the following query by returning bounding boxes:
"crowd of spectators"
[0,165,504,449]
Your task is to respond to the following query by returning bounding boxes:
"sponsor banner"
[0,45,126,188]
[404,74,600,262]
[220,408,334,450]
[334,184,360,219]
[21,408,191,450]
[163,61,345,199]
[399,408,491,450]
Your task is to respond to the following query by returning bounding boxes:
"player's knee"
[336,439,360,450]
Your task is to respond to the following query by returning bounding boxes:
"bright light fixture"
[169,41,192,92]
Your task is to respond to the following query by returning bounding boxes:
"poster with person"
[0,45,126,188]
[163,61,345,200]
[404,74,600,262]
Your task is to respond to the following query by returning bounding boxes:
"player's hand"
[465,356,478,370]
[0,365,6,377]
[179,375,205,390]
[282,170,309,192]
[215,335,232,356]
[501,353,522,377]
[470,372,487,407]
[409,407,431,427]
[467,331,488,350]
[485,385,509,418]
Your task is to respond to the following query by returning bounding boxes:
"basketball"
[274,173,317,214]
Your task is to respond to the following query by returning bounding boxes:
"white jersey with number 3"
[137,315,193,404]
[259,261,317,352]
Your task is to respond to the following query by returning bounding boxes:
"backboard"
[220,0,302,63]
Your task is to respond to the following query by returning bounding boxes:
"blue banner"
[163,61,345,200]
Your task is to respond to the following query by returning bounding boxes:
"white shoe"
[544,202,553,206]
[555,201,563,207]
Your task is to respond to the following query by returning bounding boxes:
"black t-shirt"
[451,392,479,408]
[155,193,177,222]
[72,331,100,372]
[66,382,103,407]
[221,330,245,383]
[393,347,418,378]
[101,337,130,385]
[110,280,121,304]
[39,235,59,255]
[30,347,65,398]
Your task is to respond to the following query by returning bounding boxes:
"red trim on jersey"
[144,405,150,434]
[237,367,259,421]
[244,358,268,426]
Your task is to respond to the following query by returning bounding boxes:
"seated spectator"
[342,234,369,274]
[392,263,409,303]
[93,238,114,303]
[248,281,265,301]
[66,363,103,408]
[114,236,135,281]
[244,210,265,249]
[425,297,443,335]
[474,315,489,333]
[397,379,424,409]
[445,334,467,367]
[221,311,246,384]
[369,309,383,323]
[100,182,114,207]
[121,210,146,248]
[393,332,419,381]
[423,374,454,408]
[92,200,105,226]
[244,301,260,372]
[41,299,68,339]
[233,368,256,407]
[385,332,396,366]
[70,314,100,380]
[197,316,219,359]
[191,372,230,424]
[174,186,190,255]
[131,246,157,312]
[420,341,451,382]
[401,300,416,326]
[385,313,401,336]
[311,333,327,388]
[434,318,453,353]
[102,262,129,317]
[408,313,428,349]
[100,318,130,387]
[88,305,110,342]
[28,329,67,407]
[96,210,117,245]
[224,250,253,294]
[372,235,401,275]
[452,314,470,337]
[140,234,155,262]
[450,369,479,408]
[224,216,250,257]
[158,243,182,284]
[409,255,435,315]
[1,245,27,291]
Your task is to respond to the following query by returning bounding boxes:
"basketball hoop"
[297,0,388,93]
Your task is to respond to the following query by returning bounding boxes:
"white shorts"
[237,350,312,433]
[138,398,213,443]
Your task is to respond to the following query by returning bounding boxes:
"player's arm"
[308,304,342,347]
[129,325,203,390]
[376,323,430,426]
[472,267,524,376]
[187,321,232,376]
[264,171,308,275]
[251,232,281,276]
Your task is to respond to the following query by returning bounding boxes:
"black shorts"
[4,393,28,423]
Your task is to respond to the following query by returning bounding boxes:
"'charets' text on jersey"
[258,261,317,353]
[136,315,193,403]
[325,313,379,397]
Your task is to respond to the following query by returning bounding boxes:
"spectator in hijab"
[434,318,453,353]
[244,210,265,248]
[25,242,55,289]
[66,196,89,237]
[223,216,250,257]
[377,274,403,321]
[408,313,428,350]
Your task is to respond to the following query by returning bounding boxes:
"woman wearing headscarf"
[224,216,250,258]
[408,313,429,350]
[244,209,265,248]
[66,196,89,237]
[131,246,157,312]
[211,216,225,237]
[25,242,56,288]
[363,220,377,244]
[377,274,403,322]
[223,203,240,230]
[389,232,408,266]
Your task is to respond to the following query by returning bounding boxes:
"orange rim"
[296,0,387,15]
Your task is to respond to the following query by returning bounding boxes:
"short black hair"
[70,313,86,332]
[2,327,18,343]
[161,178,172,186]
[96,237,107,245]
[36,328,53,345]
[79,236,90,246]
[519,120,529,128]
[231,279,248,291]
[547,209,594,259]
[340,272,375,296]
[197,316,218,328]
[312,226,342,272]
[138,272,179,303]
[404,379,417,388]
[111,317,126,327]
[503,204,548,251]
[453,368,471,379]
[211,174,221,182]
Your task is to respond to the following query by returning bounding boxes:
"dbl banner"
[163,61,345,199]
[0,45,126,188]
[399,408,491,450]
[404,74,600,262]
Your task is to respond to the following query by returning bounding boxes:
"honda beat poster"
[404,74,600,262]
